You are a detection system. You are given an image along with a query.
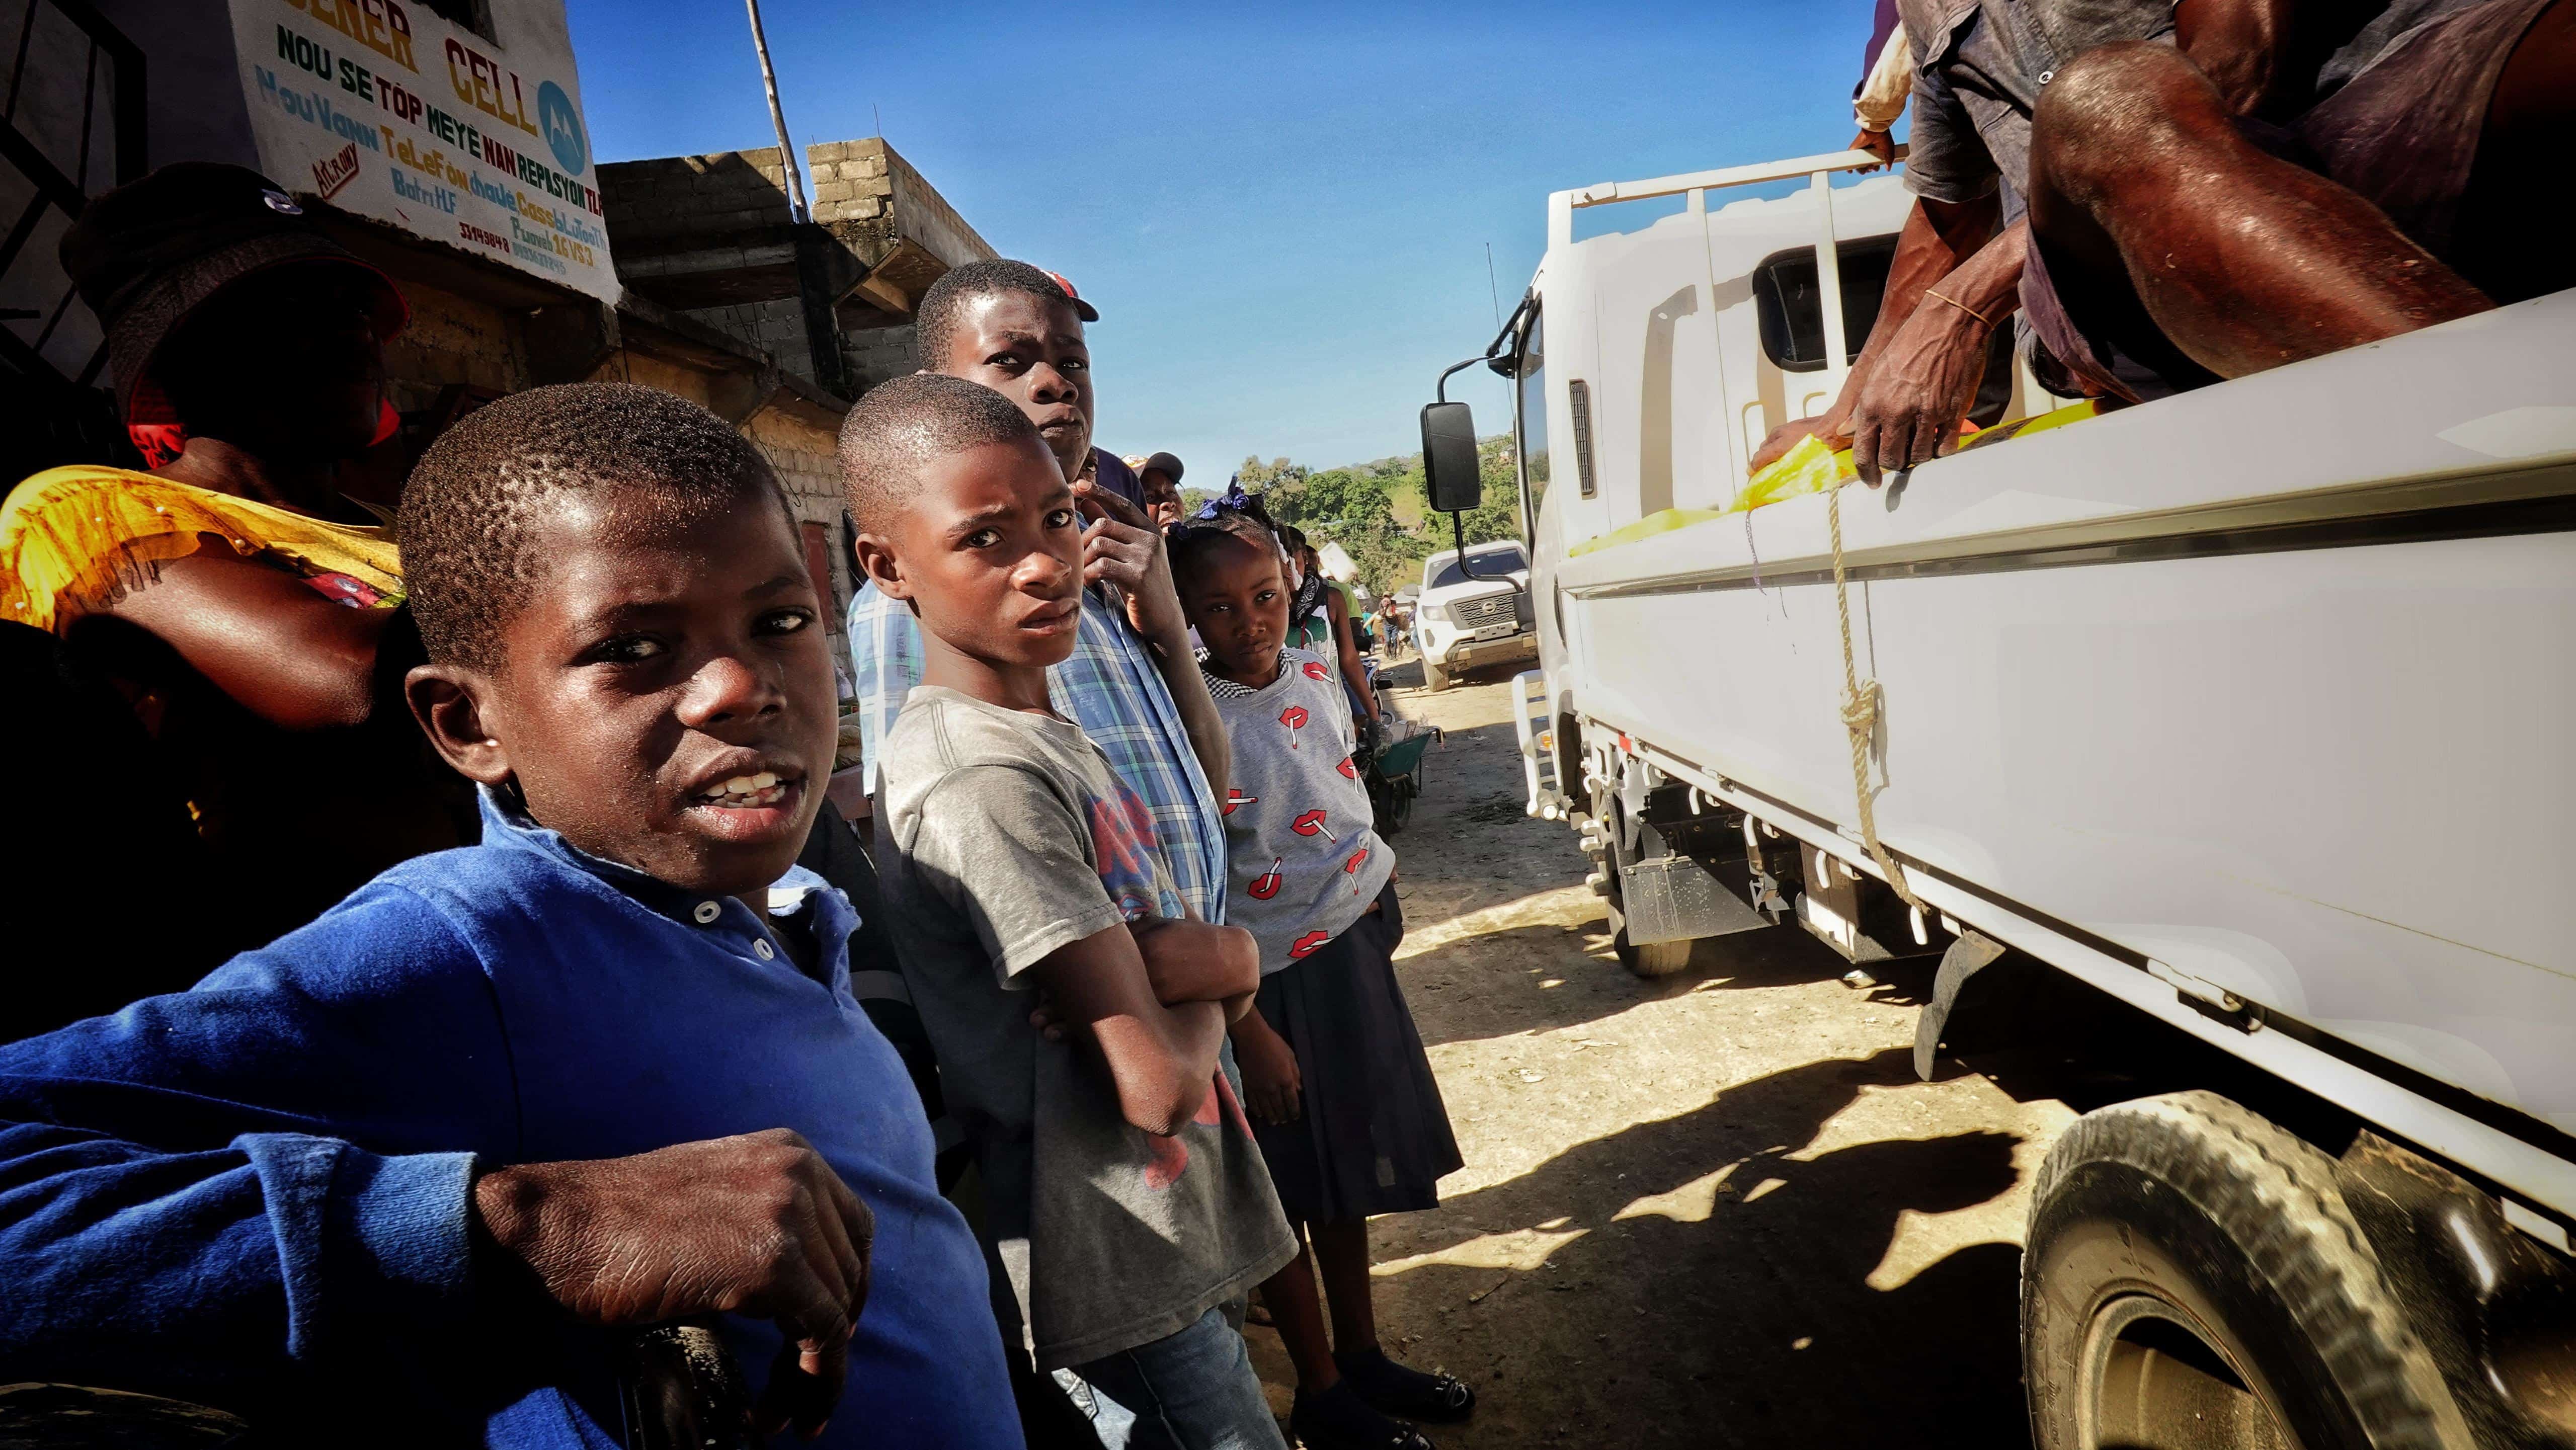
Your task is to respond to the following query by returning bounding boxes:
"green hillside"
[1206,436,1537,594]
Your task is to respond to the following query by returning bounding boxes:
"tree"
[1236,456,1307,492]
[1219,436,1536,595]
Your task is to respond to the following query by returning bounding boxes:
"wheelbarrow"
[1362,721,1438,836]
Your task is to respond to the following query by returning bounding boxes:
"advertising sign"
[225,0,618,302]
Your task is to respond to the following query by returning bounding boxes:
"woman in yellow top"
[1,164,465,970]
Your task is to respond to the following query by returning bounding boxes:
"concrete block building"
[598,137,998,395]
[596,138,998,657]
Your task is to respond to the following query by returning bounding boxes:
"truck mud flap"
[1912,930,2005,1081]
[1618,852,1772,946]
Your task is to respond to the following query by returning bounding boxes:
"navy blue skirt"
[1251,883,1463,1223]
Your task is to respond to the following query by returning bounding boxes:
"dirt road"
[1242,664,2079,1448]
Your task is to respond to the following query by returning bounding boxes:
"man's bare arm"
[1030,921,1227,1136]
[92,549,391,731]
[1748,193,2002,472]
[1848,217,2028,485]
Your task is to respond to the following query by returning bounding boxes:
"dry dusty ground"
[1240,662,2086,1448]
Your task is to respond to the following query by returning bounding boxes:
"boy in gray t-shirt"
[841,374,1296,1440]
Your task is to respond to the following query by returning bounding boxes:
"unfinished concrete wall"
[599,137,998,405]
[595,149,801,307]
[805,139,996,269]
[803,138,992,395]
[843,323,921,393]
[381,277,532,409]
[687,297,809,360]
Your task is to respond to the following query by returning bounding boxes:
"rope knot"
[1839,680,1882,736]
[1825,481,1924,912]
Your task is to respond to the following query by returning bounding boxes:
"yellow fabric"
[0,466,403,633]
[1566,507,1728,558]
[1958,397,2102,450]
[1729,433,1857,514]
[1557,402,2104,559]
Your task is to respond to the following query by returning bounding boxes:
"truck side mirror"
[1421,400,1482,513]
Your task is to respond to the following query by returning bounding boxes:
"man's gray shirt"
[1898,0,2493,223]
[1897,0,2177,223]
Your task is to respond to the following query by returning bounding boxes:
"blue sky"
[565,1,1877,477]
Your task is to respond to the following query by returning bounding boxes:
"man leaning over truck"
[1750,0,2572,488]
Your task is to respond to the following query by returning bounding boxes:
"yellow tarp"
[1566,506,1726,558]
[1561,400,2106,559]
[1729,432,1857,513]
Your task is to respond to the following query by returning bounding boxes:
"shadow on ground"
[1257,1051,2040,1442]
[1305,672,2042,1447]
[1355,1046,2032,1447]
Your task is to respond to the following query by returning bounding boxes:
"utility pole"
[743,0,846,392]
[744,0,810,222]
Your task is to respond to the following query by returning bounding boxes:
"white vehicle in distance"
[1412,540,1535,691]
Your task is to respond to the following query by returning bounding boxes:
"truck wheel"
[1604,828,1696,978]
[1422,655,1451,692]
[2024,1092,2469,1450]
[1618,929,1694,978]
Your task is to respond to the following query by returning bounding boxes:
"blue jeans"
[1064,1306,1286,1450]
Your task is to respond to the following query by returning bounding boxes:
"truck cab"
[1412,540,1535,691]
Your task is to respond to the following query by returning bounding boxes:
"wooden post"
[744,0,809,223]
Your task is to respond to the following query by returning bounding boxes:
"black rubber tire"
[2023,1091,2470,1450]
[1615,926,1693,978]
[1603,820,1695,978]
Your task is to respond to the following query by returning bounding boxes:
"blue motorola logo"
[538,80,587,176]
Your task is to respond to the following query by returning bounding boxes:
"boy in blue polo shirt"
[0,383,1018,1448]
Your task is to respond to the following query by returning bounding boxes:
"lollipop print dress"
[1202,648,1461,1220]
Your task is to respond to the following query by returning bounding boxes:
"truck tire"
[1422,655,1451,692]
[1617,927,1693,978]
[2024,1091,2471,1450]
[1603,822,1696,978]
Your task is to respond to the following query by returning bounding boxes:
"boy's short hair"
[914,259,1082,370]
[399,381,788,670]
[837,372,1045,535]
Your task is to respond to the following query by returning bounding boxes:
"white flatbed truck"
[1414,145,2576,1449]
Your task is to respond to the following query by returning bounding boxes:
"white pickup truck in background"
[1412,540,1536,691]
[1415,144,2576,1449]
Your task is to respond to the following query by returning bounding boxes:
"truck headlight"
[1419,602,1448,624]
